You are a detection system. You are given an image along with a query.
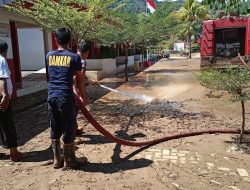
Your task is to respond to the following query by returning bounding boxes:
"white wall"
[134,54,142,62]
[85,59,116,80]
[128,56,134,66]
[174,42,185,52]
[116,56,135,67]
[17,28,45,70]
[86,59,103,70]
[102,59,116,77]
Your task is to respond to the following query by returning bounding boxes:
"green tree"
[5,0,121,41]
[135,14,164,65]
[175,0,209,58]
[97,12,139,82]
[196,67,250,143]
[203,0,250,17]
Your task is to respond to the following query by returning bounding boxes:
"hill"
[116,0,161,14]
[116,0,183,14]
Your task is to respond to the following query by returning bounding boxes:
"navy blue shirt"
[46,50,82,99]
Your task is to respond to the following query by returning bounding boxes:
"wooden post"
[125,44,129,82]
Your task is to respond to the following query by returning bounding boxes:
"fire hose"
[74,90,250,147]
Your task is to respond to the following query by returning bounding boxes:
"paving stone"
[172,183,181,189]
[169,173,177,178]
[164,156,178,160]
[200,170,208,175]
[170,160,177,164]
[237,169,249,177]
[171,149,178,153]
[134,155,142,159]
[145,154,152,160]
[243,177,250,182]
[154,159,167,162]
[180,157,186,164]
[171,152,178,156]
[228,186,241,190]
[210,180,221,185]
[148,149,161,152]
[191,161,199,164]
[218,167,231,172]
[154,152,162,158]
[177,153,186,157]
[229,172,237,176]
[195,152,202,158]
[206,163,214,170]
[162,149,170,156]
[154,161,159,166]
[179,150,189,154]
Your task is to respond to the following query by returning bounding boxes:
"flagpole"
[146,0,149,61]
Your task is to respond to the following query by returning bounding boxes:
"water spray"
[88,76,154,103]
[99,84,154,103]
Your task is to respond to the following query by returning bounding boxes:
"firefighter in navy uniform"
[46,28,87,170]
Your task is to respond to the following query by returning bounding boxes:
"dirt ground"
[0,58,250,190]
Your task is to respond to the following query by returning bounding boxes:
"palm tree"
[176,0,209,59]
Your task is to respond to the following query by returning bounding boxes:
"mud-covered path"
[0,58,250,190]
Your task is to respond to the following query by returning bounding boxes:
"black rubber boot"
[51,139,63,169]
[63,142,88,170]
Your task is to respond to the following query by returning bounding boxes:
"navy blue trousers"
[48,97,76,144]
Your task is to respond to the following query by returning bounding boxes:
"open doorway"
[215,27,246,58]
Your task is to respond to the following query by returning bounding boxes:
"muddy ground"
[0,58,250,190]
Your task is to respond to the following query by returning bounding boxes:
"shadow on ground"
[226,135,250,154]
[82,158,153,174]
[0,80,126,147]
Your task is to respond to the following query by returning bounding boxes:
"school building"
[0,1,142,98]
[0,5,105,98]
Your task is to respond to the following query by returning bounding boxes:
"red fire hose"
[74,91,250,147]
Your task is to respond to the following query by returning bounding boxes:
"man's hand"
[86,77,99,87]
[0,95,9,111]
[0,79,10,111]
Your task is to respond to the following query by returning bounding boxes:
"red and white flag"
[147,0,156,14]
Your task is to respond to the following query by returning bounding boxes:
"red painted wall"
[51,33,58,50]
[201,20,214,56]
[213,17,248,29]
[9,21,22,84]
[201,17,250,57]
